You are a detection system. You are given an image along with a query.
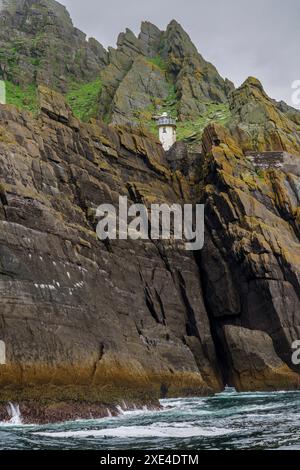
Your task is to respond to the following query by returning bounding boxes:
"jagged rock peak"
[229,76,269,109]
[0,0,73,30]
[139,20,162,38]
[167,18,188,32]
[116,19,195,59]
[139,21,162,57]
[228,74,300,155]
[117,27,138,44]
[241,76,265,92]
[161,18,199,58]
[0,0,108,91]
[111,18,199,60]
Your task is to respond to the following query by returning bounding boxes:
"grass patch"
[3,77,102,122]
[176,103,231,148]
[5,81,38,114]
[163,84,178,117]
[133,81,179,135]
[147,56,167,71]
[66,78,102,121]
[143,101,231,149]
[130,68,231,149]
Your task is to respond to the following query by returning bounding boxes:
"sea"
[1,388,300,450]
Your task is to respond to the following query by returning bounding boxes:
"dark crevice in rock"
[91,343,105,383]
[144,285,165,325]
[194,250,228,388]
[160,383,169,399]
[0,187,8,206]
[177,270,200,339]
[154,289,167,324]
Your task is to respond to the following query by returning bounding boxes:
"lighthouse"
[0,81,6,105]
[157,112,177,151]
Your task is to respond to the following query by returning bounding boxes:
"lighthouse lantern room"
[157,112,177,151]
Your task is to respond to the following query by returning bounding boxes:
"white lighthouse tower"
[0,81,6,105]
[157,112,177,151]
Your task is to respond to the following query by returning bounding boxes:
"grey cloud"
[61,0,300,107]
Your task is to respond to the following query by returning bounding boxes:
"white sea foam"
[116,405,124,415]
[3,390,300,449]
[236,402,295,414]
[35,424,236,439]
[0,403,23,426]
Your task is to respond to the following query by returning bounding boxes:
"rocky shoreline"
[0,399,161,425]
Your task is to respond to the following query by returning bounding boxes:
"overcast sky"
[61,0,300,108]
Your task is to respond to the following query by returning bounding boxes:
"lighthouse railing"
[157,117,176,126]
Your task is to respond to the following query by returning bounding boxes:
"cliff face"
[98,20,231,124]
[3,0,299,154]
[0,88,223,421]
[228,77,300,156]
[0,0,108,91]
[201,123,300,391]
[0,1,232,130]
[0,87,300,421]
[1,0,300,423]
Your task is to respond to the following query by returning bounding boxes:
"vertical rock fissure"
[194,250,228,388]
[176,270,200,339]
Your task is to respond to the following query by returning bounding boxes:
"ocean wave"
[35,424,237,439]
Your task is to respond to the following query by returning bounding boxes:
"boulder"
[223,326,300,391]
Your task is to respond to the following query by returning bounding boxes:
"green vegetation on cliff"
[0,0,108,96]
[2,1,300,155]
[147,56,167,72]
[5,81,38,114]
[3,78,103,121]
[176,103,231,144]
[142,97,231,147]
[66,79,102,121]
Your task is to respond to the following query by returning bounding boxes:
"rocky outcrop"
[106,55,170,125]
[139,21,163,58]
[0,0,108,91]
[228,77,300,156]
[98,19,232,124]
[222,326,299,391]
[0,88,223,421]
[4,0,300,159]
[0,1,236,135]
[0,401,121,425]
[200,123,300,391]
[276,100,300,126]
[160,20,231,120]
